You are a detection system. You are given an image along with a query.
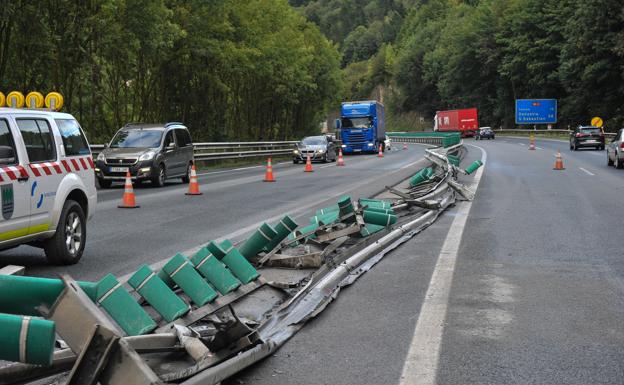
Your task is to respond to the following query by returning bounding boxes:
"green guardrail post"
[360,223,387,237]
[95,274,157,336]
[128,265,190,323]
[447,154,460,166]
[238,223,278,260]
[221,244,260,284]
[359,198,392,210]
[310,211,339,226]
[162,253,218,306]
[338,196,355,223]
[315,205,339,216]
[0,313,55,366]
[0,275,97,316]
[190,247,241,295]
[464,160,483,175]
[363,210,398,227]
[263,215,298,252]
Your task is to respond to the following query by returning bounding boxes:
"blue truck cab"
[336,101,386,154]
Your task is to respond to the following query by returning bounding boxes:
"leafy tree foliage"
[0,0,342,142]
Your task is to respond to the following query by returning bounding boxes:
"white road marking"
[518,143,525,146]
[579,167,595,176]
[536,146,543,150]
[399,143,487,385]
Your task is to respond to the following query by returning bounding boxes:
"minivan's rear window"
[56,119,90,156]
[110,129,162,148]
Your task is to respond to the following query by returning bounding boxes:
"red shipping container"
[435,108,478,136]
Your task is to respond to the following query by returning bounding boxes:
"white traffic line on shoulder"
[536,146,543,150]
[196,161,292,176]
[399,143,487,385]
[579,167,595,176]
[518,143,525,146]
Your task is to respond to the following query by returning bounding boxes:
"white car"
[0,107,96,264]
[607,128,624,168]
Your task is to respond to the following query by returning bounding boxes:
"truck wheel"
[152,164,166,187]
[44,200,86,265]
[97,178,112,189]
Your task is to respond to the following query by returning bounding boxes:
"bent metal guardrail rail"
[0,139,483,385]
[90,141,298,161]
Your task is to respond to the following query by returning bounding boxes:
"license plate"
[109,167,129,173]
[585,140,598,143]
[353,149,361,152]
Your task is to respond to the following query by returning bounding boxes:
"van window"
[17,119,56,163]
[175,129,192,147]
[56,119,90,156]
[0,119,18,165]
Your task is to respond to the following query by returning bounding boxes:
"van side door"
[174,128,193,172]
[0,117,31,241]
[16,117,64,235]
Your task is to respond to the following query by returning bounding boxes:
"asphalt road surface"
[224,137,624,385]
[4,137,624,384]
[0,145,429,281]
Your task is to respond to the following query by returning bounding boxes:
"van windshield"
[110,129,162,148]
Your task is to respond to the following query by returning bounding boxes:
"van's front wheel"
[44,200,86,265]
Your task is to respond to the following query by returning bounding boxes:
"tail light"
[575,133,586,138]
[620,143,624,149]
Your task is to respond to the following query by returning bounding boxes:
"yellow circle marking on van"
[6,91,24,108]
[25,92,44,109]
[44,92,64,111]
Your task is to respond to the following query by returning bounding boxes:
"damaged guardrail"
[0,138,482,385]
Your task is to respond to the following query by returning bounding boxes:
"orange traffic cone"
[263,157,276,182]
[377,144,384,158]
[553,150,565,170]
[336,148,345,166]
[304,154,314,172]
[403,143,408,150]
[185,164,202,195]
[118,171,139,208]
[529,134,536,150]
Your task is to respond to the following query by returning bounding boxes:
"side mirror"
[335,119,341,130]
[0,145,15,165]
[166,143,175,151]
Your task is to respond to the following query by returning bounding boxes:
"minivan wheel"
[152,164,166,187]
[181,163,192,183]
[44,200,86,265]
[607,153,614,166]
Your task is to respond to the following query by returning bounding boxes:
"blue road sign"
[515,99,557,124]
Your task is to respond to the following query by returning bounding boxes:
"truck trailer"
[434,108,478,137]
[336,101,386,154]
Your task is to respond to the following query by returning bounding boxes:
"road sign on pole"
[515,99,557,125]
[591,117,603,127]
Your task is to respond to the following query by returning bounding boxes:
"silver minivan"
[607,128,624,169]
[95,122,194,187]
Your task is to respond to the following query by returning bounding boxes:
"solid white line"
[518,143,525,146]
[399,143,487,385]
[579,167,595,176]
[536,146,543,150]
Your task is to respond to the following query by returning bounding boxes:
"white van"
[0,108,96,264]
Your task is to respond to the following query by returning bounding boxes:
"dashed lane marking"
[579,167,595,176]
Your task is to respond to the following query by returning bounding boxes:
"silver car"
[293,135,337,163]
[95,123,195,187]
[607,128,624,169]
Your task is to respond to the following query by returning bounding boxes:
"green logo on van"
[1,184,14,220]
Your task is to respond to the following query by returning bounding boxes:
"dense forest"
[293,0,624,131]
[1,1,623,140]
[0,0,342,142]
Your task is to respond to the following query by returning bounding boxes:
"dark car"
[95,122,194,188]
[570,126,604,151]
[475,127,495,140]
[293,135,337,163]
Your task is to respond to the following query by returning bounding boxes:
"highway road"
[223,137,624,385]
[0,146,430,281]
[3,137,624,384]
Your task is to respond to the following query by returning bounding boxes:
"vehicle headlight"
[293,150,299,155]
[317,149,325,154]
[139,151,155,161]
[97,152,106,161]
[367,143,374,147]
[341,144,346,148]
